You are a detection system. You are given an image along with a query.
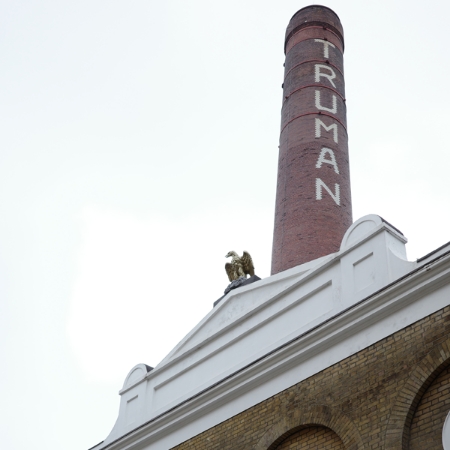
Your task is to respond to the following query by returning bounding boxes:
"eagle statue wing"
[241,251,255,277]
[225,262,235,282]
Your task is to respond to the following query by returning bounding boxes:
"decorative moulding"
[93,215,450,450]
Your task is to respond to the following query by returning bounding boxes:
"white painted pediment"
[97,215,430,450]
[155,215,414,387]
[157,258,325,368]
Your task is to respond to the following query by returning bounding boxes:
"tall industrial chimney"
[271,5,352,275]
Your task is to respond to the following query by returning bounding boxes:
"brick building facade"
[173,305,450,450]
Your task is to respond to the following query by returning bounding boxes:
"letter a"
[315,90,337,114]
[316,178,340,205]
[315,118,338,143]
[316,148,339,174]
[315,64,336,88]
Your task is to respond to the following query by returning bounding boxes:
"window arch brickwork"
[409,365,450,449]
[275,425,345,450]
[384,337,450,449]
[253,405,364,450]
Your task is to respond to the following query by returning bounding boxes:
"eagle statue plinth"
[225,251,255,282]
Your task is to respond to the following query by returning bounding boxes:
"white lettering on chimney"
[315,178,340,206]
[315,64,336,88]
[316,148,339,174]
[314,39,336,58]
[315,118,338,143]
[315,90,337,113]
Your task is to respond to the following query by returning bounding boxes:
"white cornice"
[96,241,450,450]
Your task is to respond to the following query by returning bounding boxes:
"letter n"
[316,178,340,206]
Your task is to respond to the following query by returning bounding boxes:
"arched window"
[273,425,344,450]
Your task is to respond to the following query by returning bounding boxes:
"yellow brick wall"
[172,305,450,450]
[410,365,450,449]
[274,426,345,449]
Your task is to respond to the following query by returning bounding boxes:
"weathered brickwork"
[172,305,450,450]
[409,366,450,449]
[272,6,353,274]
[274,426,345,449]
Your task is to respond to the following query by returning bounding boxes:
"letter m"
[315,118,338,143]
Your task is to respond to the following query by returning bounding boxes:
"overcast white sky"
[1,1,450,449]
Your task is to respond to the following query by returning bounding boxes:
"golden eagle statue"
[225,251,255,282]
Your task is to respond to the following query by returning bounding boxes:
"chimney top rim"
[290,5,342,23]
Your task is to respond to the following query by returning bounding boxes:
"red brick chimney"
[271,5,352,275]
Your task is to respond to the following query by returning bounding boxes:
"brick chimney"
[271,5,352,275]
